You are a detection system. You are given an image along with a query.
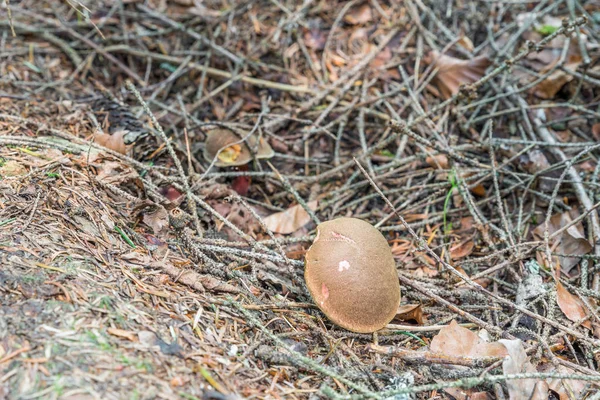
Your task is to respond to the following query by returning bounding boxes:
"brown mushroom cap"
[203,129,274,167]
[304,217,401,333]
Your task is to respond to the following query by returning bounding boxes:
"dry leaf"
[556,281,591,329]
[263,200,318,234]
[533,62,580,99]
[450,239,475,260]
[107,327,138,342]
[469,184,486,197]
[532,211,592,273]
[426,51,492,99]
[344,4,372,25]
[499,339,548,400]
[430,320,507,358]
[94,129,128,154]
[394,304,424,325]
[538,364,588,400]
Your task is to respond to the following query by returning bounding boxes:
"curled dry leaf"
[532,211,592,274]
[426,51,492,99]
[263,200,318,234]
[430,320,507,358]
[556,281,591,329]
[393,304,424,325]
[94,129,128,155]
[499,339,549,400]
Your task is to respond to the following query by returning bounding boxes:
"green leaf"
[536,25,559,36]
[379,149,394,157]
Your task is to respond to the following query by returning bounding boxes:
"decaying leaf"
[499,339,548,400]
[532,211,592,274]
[263,200,318,234]
[426,51,492,99]
[94,129,128,155]
[430,320,507,358]
[556,281,591,329]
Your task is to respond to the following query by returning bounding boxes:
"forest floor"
[1,1,600,399]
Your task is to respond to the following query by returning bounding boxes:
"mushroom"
[304,217,401,333]
[203,129,274,167]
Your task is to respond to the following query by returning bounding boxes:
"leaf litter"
[1,1,600,399]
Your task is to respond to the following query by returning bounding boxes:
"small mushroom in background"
[203,128,274,167]
[304,217,401,333]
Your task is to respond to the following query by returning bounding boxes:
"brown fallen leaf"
[532,211,592,274]
[430,320,507,358]
[450,239,475,260]
[556,281,591,329]
[393,304,425,325]
[263,200,318,234]
[426,51,492,99]
[533,61,581,99]
[94,129,128,155]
